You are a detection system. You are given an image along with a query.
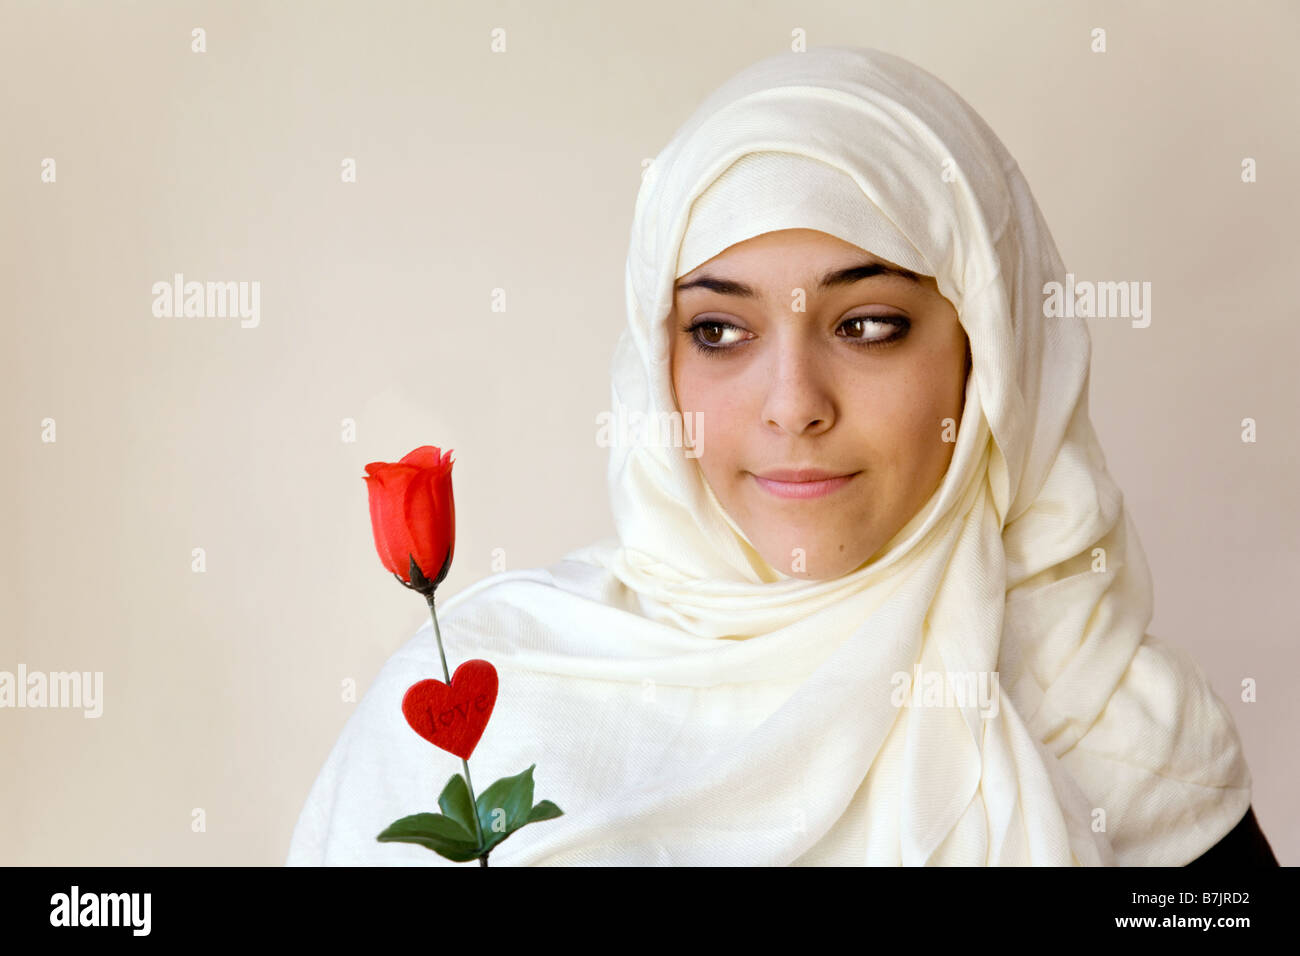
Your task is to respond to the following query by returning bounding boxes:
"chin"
[759,543,860,580]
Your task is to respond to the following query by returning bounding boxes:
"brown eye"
[698,323,726,345]
[684,319,747,356]
[839,315,910,349]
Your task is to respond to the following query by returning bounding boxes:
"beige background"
[2,0,1295,865]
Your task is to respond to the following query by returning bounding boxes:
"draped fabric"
[288,46,1251,866]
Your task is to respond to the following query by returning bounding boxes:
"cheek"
[675,359,743,427]
[694,392,748,467]
[673,364,751,486]
[853,352,962,471]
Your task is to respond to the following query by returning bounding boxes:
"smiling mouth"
[749,471,860,500]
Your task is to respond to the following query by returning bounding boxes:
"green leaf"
[376,812,481,863]
[475,764,537,846]
[471,765,565,854]
[437,773,479,839]
[527,799,564,824]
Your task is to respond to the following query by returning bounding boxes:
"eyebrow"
[673,259,925,297]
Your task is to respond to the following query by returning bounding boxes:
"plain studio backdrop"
[1,0,1296,866]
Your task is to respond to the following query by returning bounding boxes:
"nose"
[760,338,836,436]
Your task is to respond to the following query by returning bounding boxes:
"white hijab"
[288,46,1251,866]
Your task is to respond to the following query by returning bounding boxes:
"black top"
[1185,805,1279,867]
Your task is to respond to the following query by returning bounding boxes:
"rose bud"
[363,445,455,595]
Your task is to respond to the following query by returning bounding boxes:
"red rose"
[363,445,455,593]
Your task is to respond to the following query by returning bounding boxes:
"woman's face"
[669,228,970,580]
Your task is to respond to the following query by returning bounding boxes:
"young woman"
[288,46,1275,866]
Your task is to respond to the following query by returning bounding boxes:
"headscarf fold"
[288,46,1251,866]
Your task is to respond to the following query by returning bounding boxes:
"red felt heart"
[401,660,498,760]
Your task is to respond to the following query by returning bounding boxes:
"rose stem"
[426,592,490,867]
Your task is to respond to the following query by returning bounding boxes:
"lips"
[753,467,855,482]
[749,468,860,500]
